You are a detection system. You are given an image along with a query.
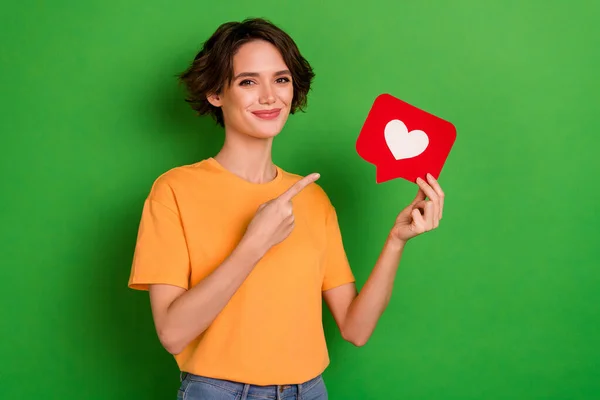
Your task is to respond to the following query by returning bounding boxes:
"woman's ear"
[207,92,223,107]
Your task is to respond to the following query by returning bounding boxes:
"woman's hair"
[178,18,315,127]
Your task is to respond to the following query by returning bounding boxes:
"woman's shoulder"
[278,169,333,209]
[144,159,216,199]
[152,158,216,183]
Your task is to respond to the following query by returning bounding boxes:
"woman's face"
[208,40,294,140]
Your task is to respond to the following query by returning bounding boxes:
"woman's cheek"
[279,86,294,105]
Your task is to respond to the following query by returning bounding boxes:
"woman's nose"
[259,84,276,104]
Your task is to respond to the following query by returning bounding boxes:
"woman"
[128,17,445,400]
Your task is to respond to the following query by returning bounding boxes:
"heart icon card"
[356,93,457,184]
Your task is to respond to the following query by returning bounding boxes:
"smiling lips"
[251,108,281,120]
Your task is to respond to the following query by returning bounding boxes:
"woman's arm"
[323,237,405,347]
[149,237,263,355]
[324,174,444,347]
[148,173,320,355]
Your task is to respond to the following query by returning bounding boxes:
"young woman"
[128,17,445,400]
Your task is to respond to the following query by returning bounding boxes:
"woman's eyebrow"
[233,70,291,80]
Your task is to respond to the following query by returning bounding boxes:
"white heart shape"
[384,119,429,160]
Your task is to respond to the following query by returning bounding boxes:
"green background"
[2,0,599,399]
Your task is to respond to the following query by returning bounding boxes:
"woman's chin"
[248,120,288,139]
[249,129,283,140]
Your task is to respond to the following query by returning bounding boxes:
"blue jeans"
[177,372,328,400]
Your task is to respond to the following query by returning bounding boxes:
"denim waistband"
[180,371,323,399]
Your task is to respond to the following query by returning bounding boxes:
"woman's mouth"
[251,108,281,120]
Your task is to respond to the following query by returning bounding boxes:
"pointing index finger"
[278,173,320,202]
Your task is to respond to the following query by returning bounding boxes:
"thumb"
[412,200,427,211]
[411,188,426,205]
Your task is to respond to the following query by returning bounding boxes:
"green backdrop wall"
[2,1,599,399]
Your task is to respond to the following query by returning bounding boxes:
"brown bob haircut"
[178,18,315,128]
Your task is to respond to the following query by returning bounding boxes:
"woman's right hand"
[243,173,320,255]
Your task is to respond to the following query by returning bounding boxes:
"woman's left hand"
[389,173,445,245]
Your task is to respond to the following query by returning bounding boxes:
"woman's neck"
[213,132,277,184]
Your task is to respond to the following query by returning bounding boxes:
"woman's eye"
[240,77,290,86]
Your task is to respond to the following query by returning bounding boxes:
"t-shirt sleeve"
[128,178,190,291]
[322,205,356,291]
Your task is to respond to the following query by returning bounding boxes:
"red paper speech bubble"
[356,94,457,184]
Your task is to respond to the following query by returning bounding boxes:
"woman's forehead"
[233,41,288,73]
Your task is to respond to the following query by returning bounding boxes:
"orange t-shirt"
[128,158,355,385]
